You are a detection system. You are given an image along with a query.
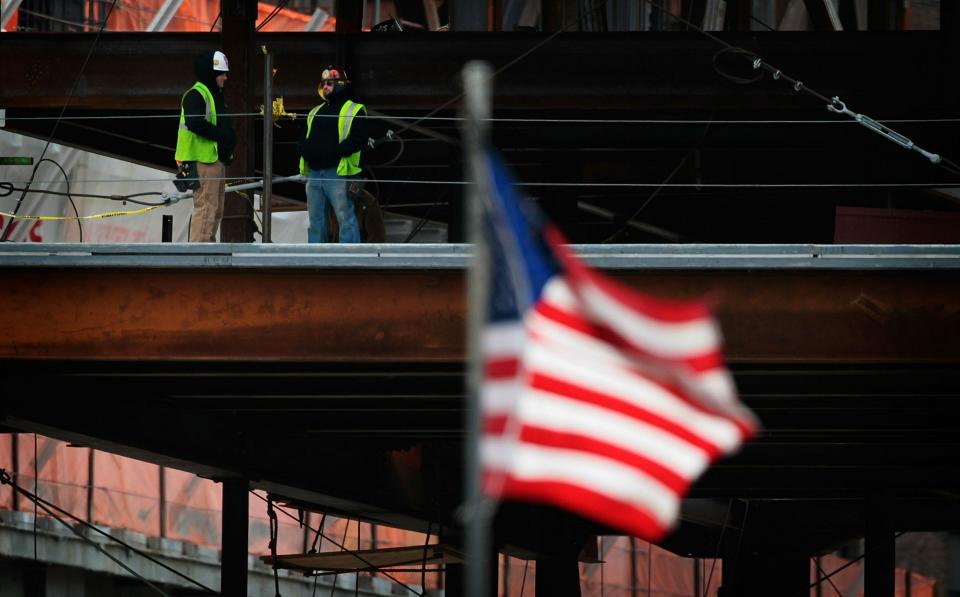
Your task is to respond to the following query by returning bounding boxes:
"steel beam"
[0,244,958,363]
[0,32,951,112]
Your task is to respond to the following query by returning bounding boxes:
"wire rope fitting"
[827,96,847,115]
[794,81,804,92]
[773,70,781,81]
[752,58,762,70]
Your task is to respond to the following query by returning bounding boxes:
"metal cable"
[249,491,425,597]
[6,178,958,189]
[5,112,960,125]
[0,468,216,595]
[645,0,955,173]
[384,0,613,140]
[703,498,733,597]
[802,532,906,597]
[1,0,119,241]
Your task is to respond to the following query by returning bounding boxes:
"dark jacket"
[183,51,236,164]
[298,89,368,171]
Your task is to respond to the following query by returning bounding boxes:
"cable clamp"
[752,58,762,70]
[793,81,804,92]
[773,70,781,81]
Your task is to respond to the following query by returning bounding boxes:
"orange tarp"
[165,466,221,545]
[0,435,941,596]
[105,0,334,32]
[92,451,161,536]
[17,435,89,522]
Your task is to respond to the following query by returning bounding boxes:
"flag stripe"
[534,299,725,373]
[514,425,689,494]
[485,475,670,542]
[486,357,520,379]
[528,373,725,457]
[482,438,678,527]
[527,308,754,435]
[513,388,709,477]
[540,277,723,360]
[524,341,745,451]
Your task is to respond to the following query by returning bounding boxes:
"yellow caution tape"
[0,204,165,221]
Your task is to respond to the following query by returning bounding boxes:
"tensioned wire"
[1,0,121,240]
[5,178,958,189]
[5,112,960,125]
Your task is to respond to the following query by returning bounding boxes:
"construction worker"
[298,65,367,243]
[175,50,236,242]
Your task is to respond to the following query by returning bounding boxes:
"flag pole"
[461,60,493,597]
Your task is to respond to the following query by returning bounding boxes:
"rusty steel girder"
[0,245,958,363]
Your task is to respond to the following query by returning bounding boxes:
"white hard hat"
[212,51,229,72]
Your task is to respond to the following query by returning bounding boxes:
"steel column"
[221,477,249,597]
[221,0,257,242]
[261,49,273,243]
[865,492,895,597]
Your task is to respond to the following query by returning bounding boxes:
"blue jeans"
[305,167,360,243]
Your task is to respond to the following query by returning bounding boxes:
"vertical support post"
[11,433,18,511]
[629,538,638,597]
[693,557,701,597]
[943,0,960,112]
[723,0,752,30]
[865,492,895,597]
[220,0,256,242]
[535,554,581,597]
[814,556,823,597]
[867,0,895,30]
[461,60,493,597]
[453,0,490,30]
[261,48,273,243]
[159,466,167,538]
[161,215,173,242]
[502,553,510,596]
[335,0,364,32]
[86,449,95,523]
[947,533,960,597]
[221,477,249,597]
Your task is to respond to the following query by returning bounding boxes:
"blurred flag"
[478,151,759,541]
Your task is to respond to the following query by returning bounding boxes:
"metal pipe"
[11,434,18,511]
[261,48,273,243]
[145,0,184,31]
[86,448,95,522]
[158,465,166,537]
[461,60,493,597]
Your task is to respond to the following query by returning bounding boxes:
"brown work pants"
[189,161,225,242]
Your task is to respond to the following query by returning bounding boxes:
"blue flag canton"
[484,152,561,324]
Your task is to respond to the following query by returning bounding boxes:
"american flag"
[478,151,759,541]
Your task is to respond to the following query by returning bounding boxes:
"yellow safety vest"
[175,82,219,163]
[299,99,366,176]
